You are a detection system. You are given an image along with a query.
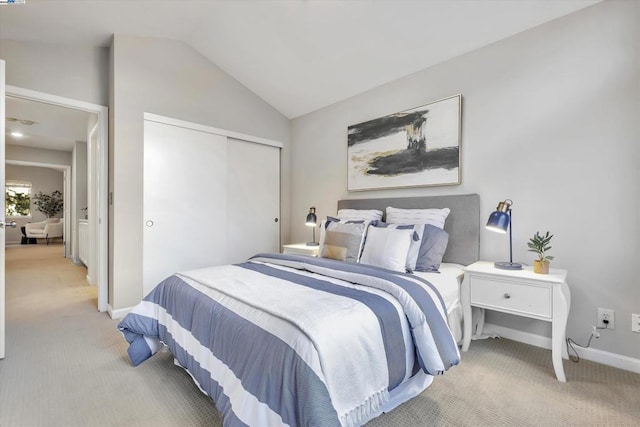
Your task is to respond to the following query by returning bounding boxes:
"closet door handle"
[0,220,17,228]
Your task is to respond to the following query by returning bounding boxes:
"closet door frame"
[144,113,283,150]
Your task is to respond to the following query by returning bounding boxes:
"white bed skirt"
[362,370,434,425]
[448,301,464,344]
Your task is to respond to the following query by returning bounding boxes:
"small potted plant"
[527,231,554,274]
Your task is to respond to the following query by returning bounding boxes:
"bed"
[337,194,480,345]
[118,194,480,427]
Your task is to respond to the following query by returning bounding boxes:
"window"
[6,181,32,217]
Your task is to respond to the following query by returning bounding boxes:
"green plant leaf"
[33,190,63,218]
[528,230,554,261]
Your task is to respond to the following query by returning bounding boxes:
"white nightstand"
[282,243,319,257]
[461,261,571,382]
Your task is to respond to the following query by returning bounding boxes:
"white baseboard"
[483,323,640,374]
[108,304,135,319]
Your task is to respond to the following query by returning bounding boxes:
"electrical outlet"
[632,313,640,333]
[597,308,615,329]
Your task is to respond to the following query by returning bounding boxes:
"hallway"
[5,243,95,314]
[0,243,222,426]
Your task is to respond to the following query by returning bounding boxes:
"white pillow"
[370,223,422,271]
[385,206,451,229]
[337,209,383,222]
[359,226,413,272]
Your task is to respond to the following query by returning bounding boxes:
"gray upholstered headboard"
[337,194,480,266]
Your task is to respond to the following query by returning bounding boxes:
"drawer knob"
[504,293,511,299]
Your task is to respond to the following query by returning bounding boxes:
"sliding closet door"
[143,120,227,296]
[226,138,280,263]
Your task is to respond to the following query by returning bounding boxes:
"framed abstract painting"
[347,94,461,191]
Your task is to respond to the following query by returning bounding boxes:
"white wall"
[6,145,72,167]
[290,1,639,359]
[0,40,108,106]
[5,164,64,245]
[109,35,290,310]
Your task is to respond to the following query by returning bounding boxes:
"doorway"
[5,86,108,312]
[5,161,71,255]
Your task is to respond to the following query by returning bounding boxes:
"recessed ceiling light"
[10,131,24,138]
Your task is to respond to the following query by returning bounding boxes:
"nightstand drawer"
[470,276,551,318]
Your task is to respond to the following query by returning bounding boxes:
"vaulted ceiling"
[1,0,600,152]
[1,0,600,120]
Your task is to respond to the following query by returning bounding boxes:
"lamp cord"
[565,331,597,363]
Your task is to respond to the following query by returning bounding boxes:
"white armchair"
[25,218,64,245]
[24,220,47,238]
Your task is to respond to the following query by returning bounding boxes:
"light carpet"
[1,244,638,426]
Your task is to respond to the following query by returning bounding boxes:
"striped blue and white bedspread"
[118,253,459,427]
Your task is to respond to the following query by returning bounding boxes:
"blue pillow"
[415,224,449,272]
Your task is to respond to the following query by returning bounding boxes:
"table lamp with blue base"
[486,199,523,270]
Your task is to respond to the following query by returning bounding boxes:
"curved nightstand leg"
[551,281,570,382]
[461,275,471,351]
